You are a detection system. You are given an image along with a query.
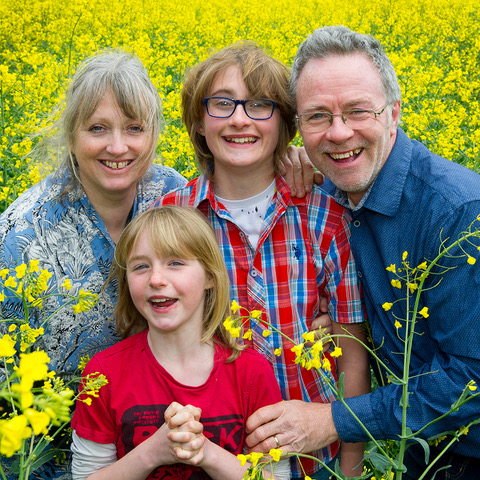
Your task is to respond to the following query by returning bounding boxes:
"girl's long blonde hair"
[113,205,243,361]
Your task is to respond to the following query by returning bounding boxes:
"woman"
[0,51,185,480]
[0,50,185,390]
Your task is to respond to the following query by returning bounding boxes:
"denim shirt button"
[353,220,361,227]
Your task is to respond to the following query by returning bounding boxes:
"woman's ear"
[196,122,205,136]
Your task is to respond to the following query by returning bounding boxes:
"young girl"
[70,205,290,480]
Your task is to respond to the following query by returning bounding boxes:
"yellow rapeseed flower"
[18,350,50,382]
[0,415,32,457]
[230,300,241,314]
[24,408,50,435]
[407,282,418,293]
[4,276,17,289]
[249,452,264,467]
[391,279,402,289]
[382,302,393,311]
[229,326,241,338]
[243,329,252,340]
[291,343,304,357]
[268,448,282,461]
[322,357,332,372]
[419,307,429,318]
[28,259,40,273]
[302,331,315,343]
[72,288,98,313]
[77,355,91,373]
[15,263,27,279]
[0,334,16,358]
[331,346,342,357]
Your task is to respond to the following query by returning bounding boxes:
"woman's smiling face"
[71,90,152,201]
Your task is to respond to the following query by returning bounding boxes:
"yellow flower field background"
[1,0,479,212]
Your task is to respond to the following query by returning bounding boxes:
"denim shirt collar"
[333,128,411,217]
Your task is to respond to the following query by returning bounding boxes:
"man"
[246,25,480,479]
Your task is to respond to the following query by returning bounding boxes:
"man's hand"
[245,400,339,455]
[278,146,324,198]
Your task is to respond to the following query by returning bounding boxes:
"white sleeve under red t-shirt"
[72,330,284,479]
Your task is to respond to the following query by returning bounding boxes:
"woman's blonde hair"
[113,205,243,360]
[182,41,296,177]
[39,49,162,198]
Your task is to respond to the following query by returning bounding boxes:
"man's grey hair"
[290,26,401,105]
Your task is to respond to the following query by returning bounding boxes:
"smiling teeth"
[151,298,173,304]
[103,160,132,169]
[330,148,362,160]
[226,137,256,144]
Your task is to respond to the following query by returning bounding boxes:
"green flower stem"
[233,217,480,480]
[397,265,414,479]
[0,361,17,413]
[417,421,479,480]
[250,319,394,463]
[396,221,480,479]
[38,295,79,330]
[412,393,480,439]
[0,264,101,477]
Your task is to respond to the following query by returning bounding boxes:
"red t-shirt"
[72,330,282,479]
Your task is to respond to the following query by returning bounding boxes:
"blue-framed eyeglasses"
[203,97,277,120]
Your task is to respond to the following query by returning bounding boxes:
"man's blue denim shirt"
[325,128,480,458]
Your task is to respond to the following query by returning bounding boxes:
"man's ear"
[391,100,401,128]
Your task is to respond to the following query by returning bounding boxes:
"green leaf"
[399,391,411,407]
[334,458,371,479]
[363,451,393,472]
[30,449,59,470]
[430,464,453,480]
[407,436,431,464]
